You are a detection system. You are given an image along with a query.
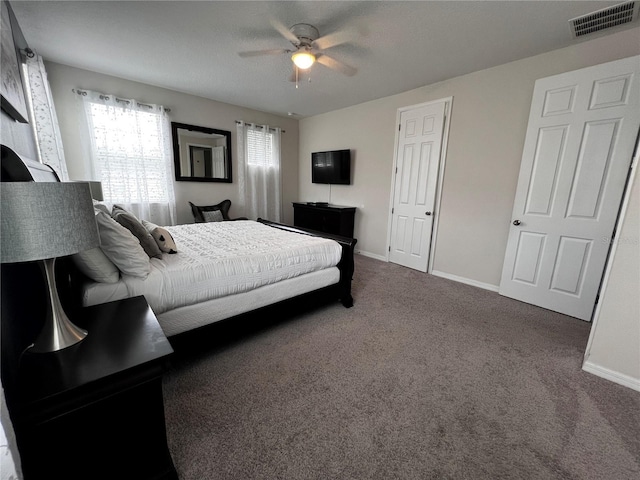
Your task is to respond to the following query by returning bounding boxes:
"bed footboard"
[257,218,356,307]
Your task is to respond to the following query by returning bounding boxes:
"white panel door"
[500,56,640,320]
[389,101,445,271]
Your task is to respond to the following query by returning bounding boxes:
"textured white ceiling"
[11,1,635,118]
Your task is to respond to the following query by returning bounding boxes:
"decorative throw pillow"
[111,209,163,259]
[142,220,178,254]
[95,211,150,278]
[72,247,120,283]
[203,210,224,222]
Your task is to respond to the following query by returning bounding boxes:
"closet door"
[389,100,446,272]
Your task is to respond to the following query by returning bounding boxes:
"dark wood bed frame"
[257,218,356,308]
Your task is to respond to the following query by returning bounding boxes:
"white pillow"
[95,211,150,278]
[72,247,120,283]
[92,201,110,215]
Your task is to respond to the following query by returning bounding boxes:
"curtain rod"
[71,89,171,112]
[235,120,285,134]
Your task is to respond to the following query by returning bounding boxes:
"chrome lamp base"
[29,258,87,353]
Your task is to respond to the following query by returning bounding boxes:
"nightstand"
[13,296,177,480]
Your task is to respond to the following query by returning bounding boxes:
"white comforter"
[111,220,342,314]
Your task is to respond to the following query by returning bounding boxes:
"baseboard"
[358,260,503,293]
[430,270,500,292]
[355,250,387,262]
[582,361,640,392]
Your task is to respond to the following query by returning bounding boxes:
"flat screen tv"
[312,149,351,185]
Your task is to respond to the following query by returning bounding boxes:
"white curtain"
[24,50,69,180]
[237,122,281,222]
[76,89,176,225]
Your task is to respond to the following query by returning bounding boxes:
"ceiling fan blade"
[313,29,358,50]
[270,19,300,45]
[238,48,290,58]
[316,54,357,77]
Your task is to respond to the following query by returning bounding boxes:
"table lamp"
[1,182,100,352]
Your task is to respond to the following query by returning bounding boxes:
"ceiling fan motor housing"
[289,23,320,47]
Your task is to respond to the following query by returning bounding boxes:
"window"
[246,128,275,167]
[78,89,176,225]
[88,103,168,203]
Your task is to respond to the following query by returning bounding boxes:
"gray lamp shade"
[1,182,100,263]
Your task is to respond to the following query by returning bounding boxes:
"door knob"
[513,220,521,226]
[425,211,432,216]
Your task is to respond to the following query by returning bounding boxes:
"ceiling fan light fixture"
[292,51,315,70]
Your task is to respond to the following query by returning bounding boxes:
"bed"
[1,145,356,338]
[78,213,356,337]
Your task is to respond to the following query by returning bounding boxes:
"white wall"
[583,163,640,391]
[45,62,299,225]
[299,27,640,288]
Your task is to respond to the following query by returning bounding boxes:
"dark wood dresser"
[292,202,356,238]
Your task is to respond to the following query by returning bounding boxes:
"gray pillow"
[203,210,224,222]
[112,209,162,259]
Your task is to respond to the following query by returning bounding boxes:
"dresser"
[292,202,356,238]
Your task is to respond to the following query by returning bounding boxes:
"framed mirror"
[171,122,232,182]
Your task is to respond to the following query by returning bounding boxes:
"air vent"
[569,1,639,38]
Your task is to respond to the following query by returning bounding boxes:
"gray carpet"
[162,254,640,480]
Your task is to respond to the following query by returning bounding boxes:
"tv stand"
[293,202,356,238]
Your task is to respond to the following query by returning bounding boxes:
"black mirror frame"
[171,122,232,183]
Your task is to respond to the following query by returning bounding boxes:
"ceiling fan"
[238,21,358,81]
